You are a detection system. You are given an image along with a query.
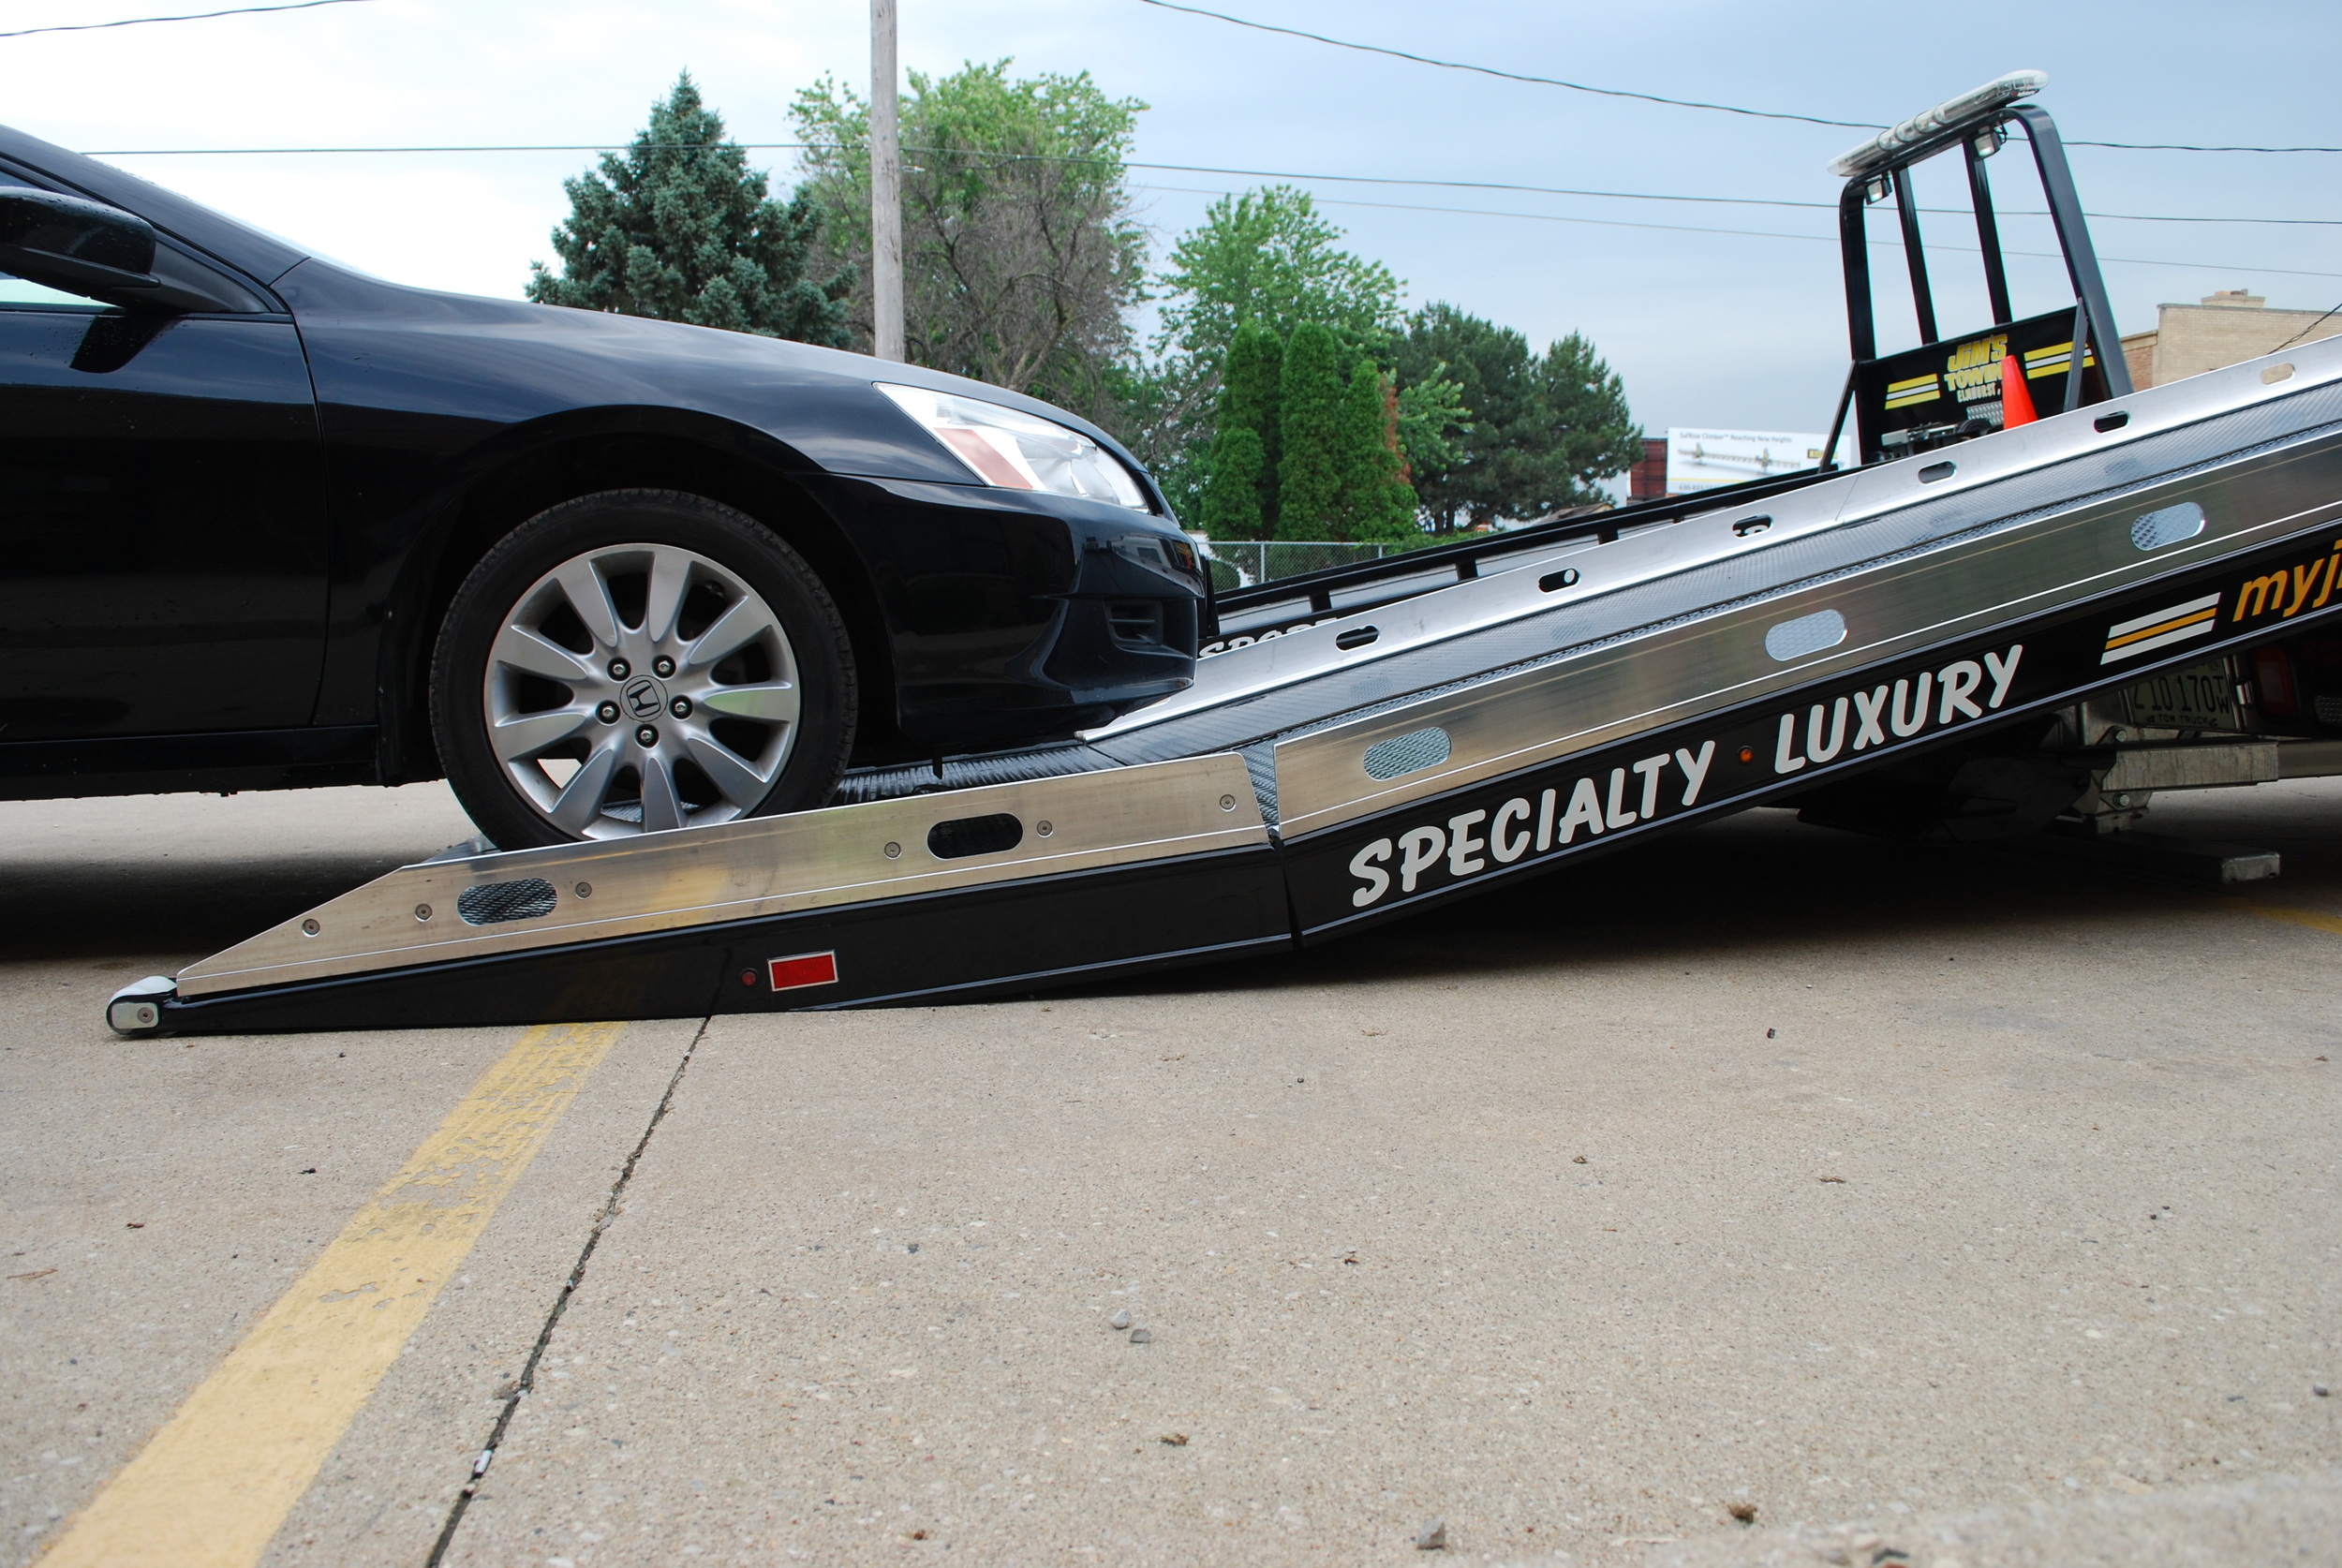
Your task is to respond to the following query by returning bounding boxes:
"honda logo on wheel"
[622,676,667,719]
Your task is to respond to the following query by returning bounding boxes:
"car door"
[0,209,325,743]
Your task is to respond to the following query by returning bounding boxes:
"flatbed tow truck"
[108,71,2342,1036]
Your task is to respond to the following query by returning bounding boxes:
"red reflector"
[766,951,839,992]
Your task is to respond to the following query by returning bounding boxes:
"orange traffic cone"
[1999,354,2038,427]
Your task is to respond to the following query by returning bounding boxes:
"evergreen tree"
[1335,361,1419,542]
[1277,322,1347,540]
[528,74,852,345]
[1531,332,1645,508]
[1200,321,1283,539]
[1200,425,1266,539]
[1394,303,1640,531]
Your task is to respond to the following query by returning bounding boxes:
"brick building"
[2120,290,2341,390]
[1627,436,1667,501]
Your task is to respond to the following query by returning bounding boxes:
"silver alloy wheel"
[483,541,802,839]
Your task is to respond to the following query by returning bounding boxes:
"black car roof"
[0,121,309,285]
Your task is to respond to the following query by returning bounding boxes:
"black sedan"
[0,123,1203,848]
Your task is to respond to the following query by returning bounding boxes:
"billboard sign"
[1665,427,1834,496]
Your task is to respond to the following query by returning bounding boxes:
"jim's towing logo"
[1344,641,2025,910]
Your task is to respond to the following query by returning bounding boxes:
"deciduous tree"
[1153,186,1401,367]
[792,61,1146,419]
[1135,187,1401,521]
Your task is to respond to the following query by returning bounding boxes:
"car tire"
[431,490,856,849]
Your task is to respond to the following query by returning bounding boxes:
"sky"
[4,0,2335,451]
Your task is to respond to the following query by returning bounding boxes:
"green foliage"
[1193,318,1428,544]
[1220,322,1284,475]
[1200,424,1266,539]
[1198,321,1283,539]
[1533,330,1646,503]
[1153,186,1401,364]
[1132,187,1402,521]
[791,61,1146,416]
[1336,361,1420,543]
[1394,303,1641,531]
[1396,372,1471,477]
[1203,319,1418,544]
[1276,322,1347,540]
[527,74,851,345]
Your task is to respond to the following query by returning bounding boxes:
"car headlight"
[876,382,1150,510]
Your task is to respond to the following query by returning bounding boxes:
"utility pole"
[868,0,904,361]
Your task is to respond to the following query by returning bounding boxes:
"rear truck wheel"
[431,490,856,849]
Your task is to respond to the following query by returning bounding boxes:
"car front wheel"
[431,490,856,849]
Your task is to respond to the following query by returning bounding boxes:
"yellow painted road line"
[41,1021,627,1568]
[2223,897,2342,938]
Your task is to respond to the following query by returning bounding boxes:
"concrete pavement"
[3,780,2337,1565]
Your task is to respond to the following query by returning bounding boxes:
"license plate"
[2124,659,2238,730]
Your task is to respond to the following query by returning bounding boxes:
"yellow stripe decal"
[1886,374,1938,392]
[2023,342,2096,378]
[41,1021,628,1568]
[2103,606,2218,650]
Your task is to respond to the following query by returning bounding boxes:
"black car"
[0,123,1203,847]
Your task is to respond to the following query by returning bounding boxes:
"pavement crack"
[424,1014,709,1567]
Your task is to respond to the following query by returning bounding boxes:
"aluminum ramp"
[104,337,2342,1035]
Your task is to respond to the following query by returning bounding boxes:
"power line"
[15,0,2334,158]
[1130,0,1875,128]
[81,141,2342,228]
[2070,140,2342,155]
[1133,0,2342,155]
[2275,302,2342,350]
[1125,161,2340,228]
[1126,186,1837,245]
[0,0,374,40]
[1285,189,2342,282]
[1133,182,2342,281]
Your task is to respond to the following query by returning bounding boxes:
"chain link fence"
[1193,539,1403,593]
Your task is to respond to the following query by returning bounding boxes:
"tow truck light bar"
[1829,70,2048,179]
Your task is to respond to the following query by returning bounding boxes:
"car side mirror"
[0,187,162,302]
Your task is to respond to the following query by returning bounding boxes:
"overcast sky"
[6,0,2335,447]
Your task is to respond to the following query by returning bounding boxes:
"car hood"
[273,257,1156,498]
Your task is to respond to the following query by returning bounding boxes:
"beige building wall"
[2121,290,2342,389]
[2120,329,2157,392]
